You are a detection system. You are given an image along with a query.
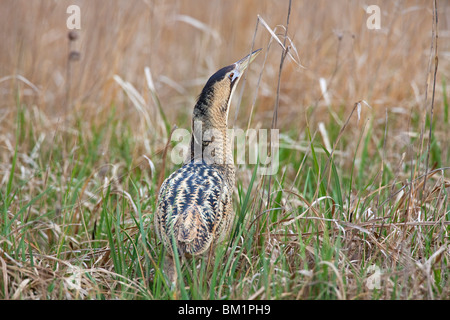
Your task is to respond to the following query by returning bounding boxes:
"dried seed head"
[68,31,79,41]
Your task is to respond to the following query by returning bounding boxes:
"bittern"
[154,49,261,283]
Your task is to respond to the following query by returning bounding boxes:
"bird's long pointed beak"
[234,48,262,75]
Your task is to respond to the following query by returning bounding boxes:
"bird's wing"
[155,162,229,255]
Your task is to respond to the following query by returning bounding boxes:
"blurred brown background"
[0,0,449,133]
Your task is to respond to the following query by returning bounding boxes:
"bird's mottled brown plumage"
[154,49,260,282]
[155,162,233,256]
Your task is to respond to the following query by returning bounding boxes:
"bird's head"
[193,49,261,128]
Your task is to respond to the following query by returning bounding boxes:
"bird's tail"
[171,205,213,256]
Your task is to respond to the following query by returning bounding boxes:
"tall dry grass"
[1,1,449,166]
[2,1,448,120]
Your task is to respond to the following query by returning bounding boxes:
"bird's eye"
[228,72,234,80]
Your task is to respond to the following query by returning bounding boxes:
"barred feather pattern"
[155,161,234,257]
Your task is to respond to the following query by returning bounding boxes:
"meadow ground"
[0,0,449,299]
